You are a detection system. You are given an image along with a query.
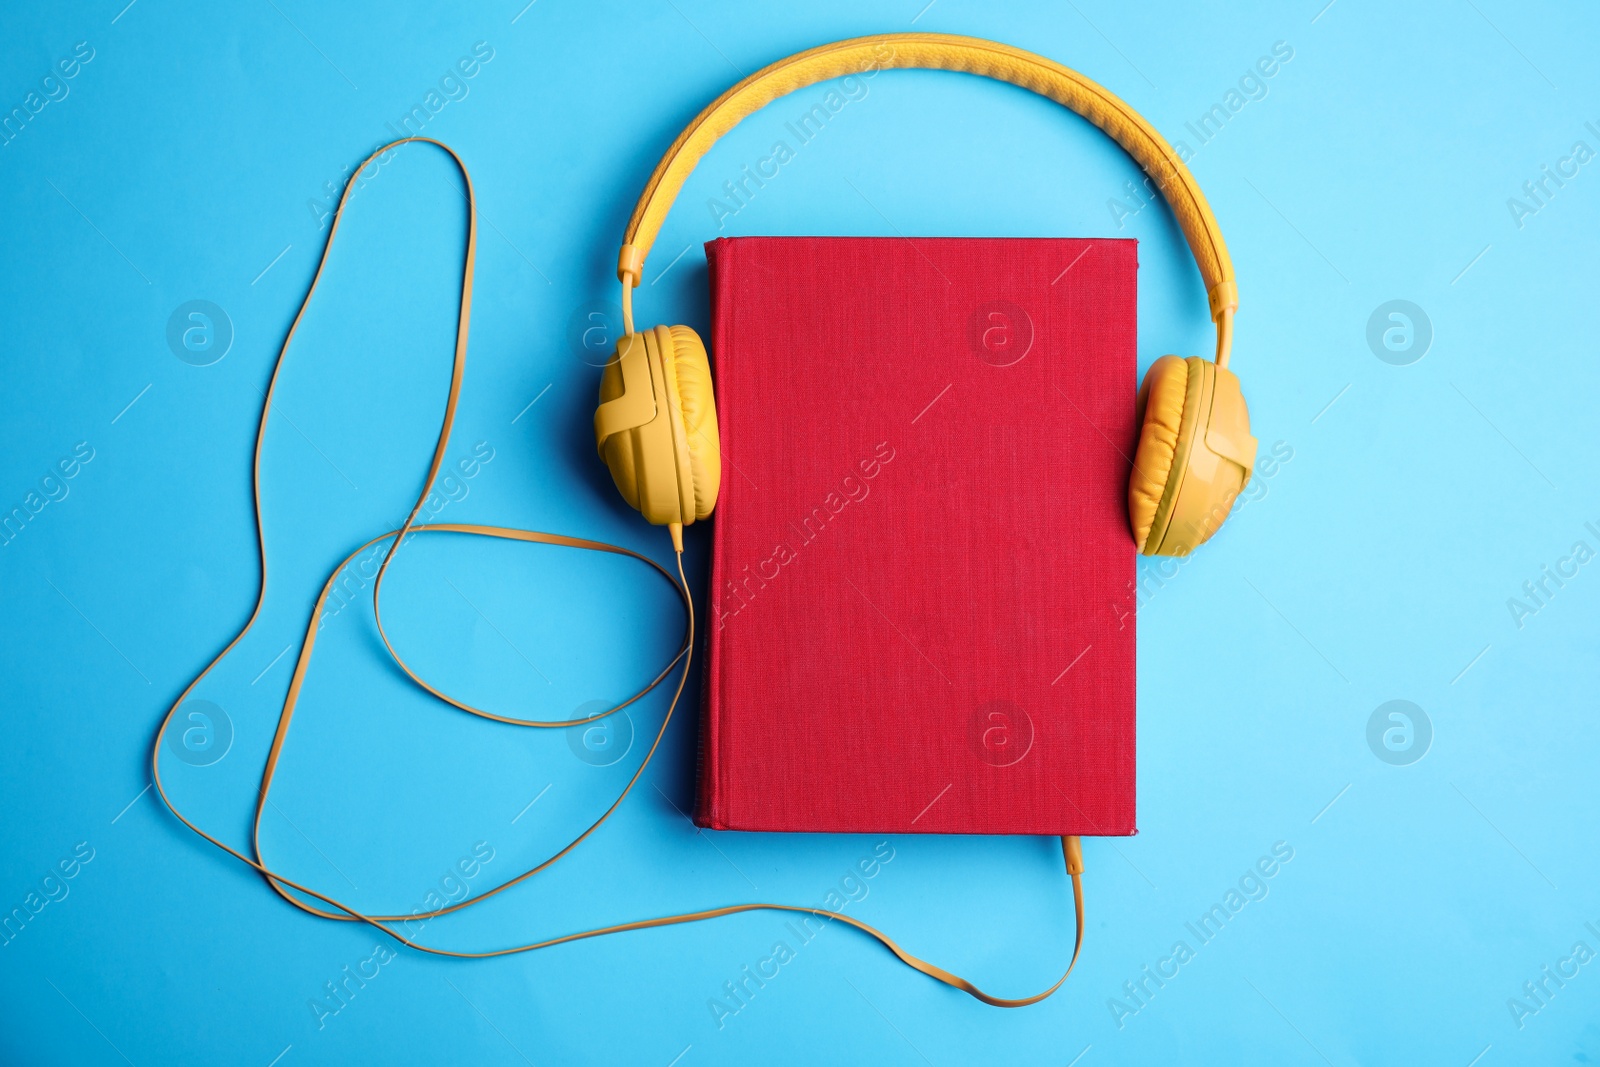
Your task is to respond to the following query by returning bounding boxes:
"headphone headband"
[618,32,1238,364]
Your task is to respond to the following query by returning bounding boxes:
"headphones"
[595,32,1258,557]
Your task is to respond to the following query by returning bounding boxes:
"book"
[696,235,1137,836]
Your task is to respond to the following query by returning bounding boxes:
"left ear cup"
[596,328,694,526]
[660,326,720,520]
[594,325,723,528]
[1128,355,1259,556]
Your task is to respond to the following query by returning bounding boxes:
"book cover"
[697,235,1137,836]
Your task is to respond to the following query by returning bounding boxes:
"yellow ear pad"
[1128,355,1191,552]
[1129,355,1259,556]
[661,325,720,521]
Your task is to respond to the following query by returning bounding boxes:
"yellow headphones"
[595,32,1258,556]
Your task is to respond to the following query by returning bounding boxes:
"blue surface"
[3,1,1598,1064]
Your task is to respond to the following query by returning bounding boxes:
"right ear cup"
[1128,355,1259,556]
[660,325,720,520]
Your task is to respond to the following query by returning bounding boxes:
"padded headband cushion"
[666,326,720,519]
[621,33,1234,320]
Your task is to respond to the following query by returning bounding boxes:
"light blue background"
[3,1,1597,1064]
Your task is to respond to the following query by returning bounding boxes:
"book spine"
[693,238,730,829]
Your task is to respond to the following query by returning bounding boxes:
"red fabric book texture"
[696,236,1137,836]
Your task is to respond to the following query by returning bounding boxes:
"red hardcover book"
[696,236,1137,836]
